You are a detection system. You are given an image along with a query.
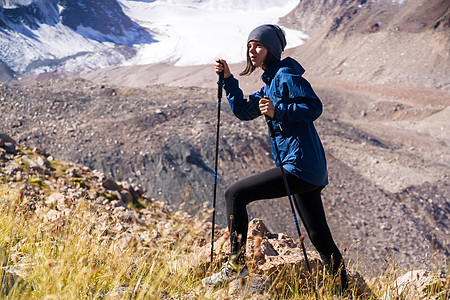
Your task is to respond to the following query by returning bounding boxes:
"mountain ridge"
[281,0,450,90]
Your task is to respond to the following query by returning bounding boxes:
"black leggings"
[225,167,344,276]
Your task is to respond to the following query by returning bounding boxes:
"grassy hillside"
[1,137,448,298]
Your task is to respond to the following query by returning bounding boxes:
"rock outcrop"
[186,218,372,297]
[382,270,449,300]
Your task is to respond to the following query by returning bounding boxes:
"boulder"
[102,177,121,191]
[21,156,42,172]
[3,161,20,176]
[186,218,374,297]
[119,190,133,204]
[45,192,65,207]
[0,267,24,296]
[184,218,321,277]
[228,274,272,297]
[382,270,448,299]
[44,209,62,223]
[0,134,16,154]
[0,134,16,146]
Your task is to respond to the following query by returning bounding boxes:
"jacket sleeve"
[223,75,262,121]
[272,73,323,123]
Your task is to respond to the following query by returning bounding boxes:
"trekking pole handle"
[217,60,224,100]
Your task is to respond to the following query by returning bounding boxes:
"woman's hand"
[214,58,231,79]
[259,97,275,118]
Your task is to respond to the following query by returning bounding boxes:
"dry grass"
[0,183,448,299]
[0,185,204,299]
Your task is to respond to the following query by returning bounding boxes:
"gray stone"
[0,267,24,296]
[120,190,133,204]
[102,177,120,191]
[228,274,272,297]
[382,270,448,300]
[45,192,64,207]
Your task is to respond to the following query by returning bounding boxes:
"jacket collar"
[261,57,305,85]
[261,60,282,85]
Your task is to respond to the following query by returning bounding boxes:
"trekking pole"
[264,113,318,299]
[210,61,224,267]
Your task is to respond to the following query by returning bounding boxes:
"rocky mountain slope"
[3,135,448,299]
[1,0,449,278]
[1,78,448,277]
[280,0,450,90]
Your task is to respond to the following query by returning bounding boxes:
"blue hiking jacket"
[223,57,328,186]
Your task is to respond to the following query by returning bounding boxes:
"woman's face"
[248,41,268,68]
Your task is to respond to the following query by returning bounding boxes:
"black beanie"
[247,24,287,60]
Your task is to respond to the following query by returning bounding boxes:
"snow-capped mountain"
[0,0,153,75]
[0,0,304,79]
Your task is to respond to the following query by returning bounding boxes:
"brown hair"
[239,47,280,76]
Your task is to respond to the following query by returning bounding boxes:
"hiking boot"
[201,261,248,287]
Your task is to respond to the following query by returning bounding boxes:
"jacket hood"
[262,57,305,84]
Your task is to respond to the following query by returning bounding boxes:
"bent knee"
[225,184,239,203]
[225,183,250,206]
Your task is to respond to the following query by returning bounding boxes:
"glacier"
[0,0,306,76]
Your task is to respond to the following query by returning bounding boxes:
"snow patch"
[121,0,306,66]
[1,0,306,75]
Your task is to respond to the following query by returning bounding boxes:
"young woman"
[202,24,348,291]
